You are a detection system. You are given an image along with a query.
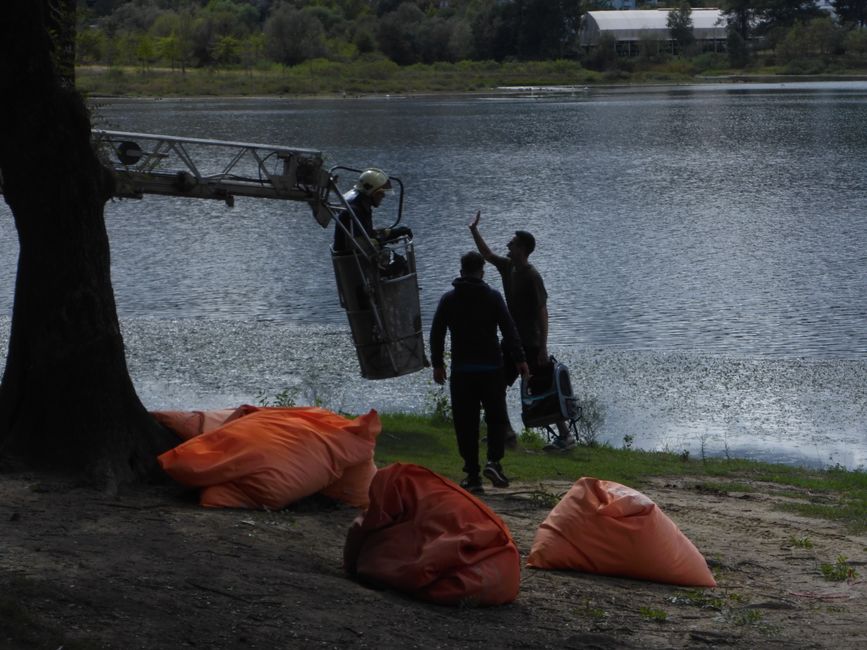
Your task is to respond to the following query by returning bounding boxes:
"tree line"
[76,0,867,73]
[76,0,582,69]
[720,0,867,67]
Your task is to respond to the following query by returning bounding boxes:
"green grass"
[639,606,668,622]
[376,412,867,532]
[77,59,602,97]
[819,555,860,582]
[787,535,814,550]
[76,57,867,98]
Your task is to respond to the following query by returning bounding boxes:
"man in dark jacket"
[430,251,529,493]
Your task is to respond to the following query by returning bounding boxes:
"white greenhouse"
[580,9,728,55]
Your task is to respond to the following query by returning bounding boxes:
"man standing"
[469,211,577,451]
[430,252,529,493]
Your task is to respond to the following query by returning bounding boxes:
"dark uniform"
[489,255,549,384]
[430,276,525,477]
[333,192,374,254]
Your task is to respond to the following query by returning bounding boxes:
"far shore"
[76,62,867,100]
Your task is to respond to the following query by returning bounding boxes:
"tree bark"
[0,1,177,486]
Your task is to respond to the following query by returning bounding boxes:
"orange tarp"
[152,408,242,441]
[527,477,716,587]
[157,406,380,510]
[320,457,378,508]
[344,463,521,607]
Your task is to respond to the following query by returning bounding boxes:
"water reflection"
[0,83,865,467]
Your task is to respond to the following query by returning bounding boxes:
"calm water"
[1,82,865,468]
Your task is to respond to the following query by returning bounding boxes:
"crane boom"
[1,129,427,380]
[91,130,338,224]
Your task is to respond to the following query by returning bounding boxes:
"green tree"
[833,0,867,27]
[721,0,755,40]
[136,32,157,71]
[844,26,867,62]
[99,0,162,35]
[468,0,504,60]
[722,0,823,40]
[265,4,327,66]
[240,32,266,73]
[518,0,583,59]
[353,15,378,54]
[202,0,260,36]
[805,16,844,55]
[417,15,453,63]
[667,2,695,53]
[586,31,618,71]
[76,26,106,63]
[150,7,196,71]
[377,2,424,65]
[447,17,474,62]
[212,34,240,65]
[726,25,750,67]
[761,0,824,35]
[158,33,182,69]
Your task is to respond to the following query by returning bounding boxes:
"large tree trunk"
[0,1,177,487]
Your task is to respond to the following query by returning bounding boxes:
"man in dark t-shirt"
[469,211,576,451]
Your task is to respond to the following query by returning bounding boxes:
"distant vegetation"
[75,1,867,95]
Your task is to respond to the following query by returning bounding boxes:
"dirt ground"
[1,471,865,649]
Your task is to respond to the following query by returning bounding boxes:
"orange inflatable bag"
[344,463,521,607]
[320,458,378,508]
[157,407,380,510]
[527,477,716,587]
[151,408,239,441]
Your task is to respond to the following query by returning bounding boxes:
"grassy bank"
[77,59,605,97]
[377,412,867,533]
[76,60,867,97]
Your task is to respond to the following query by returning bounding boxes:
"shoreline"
[76,62,867,100]
[84,74,867,101]
[0,315,862,471]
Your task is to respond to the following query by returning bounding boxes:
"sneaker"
[483,461,510,488]
[543,435,577,452]
[460,474,485,494]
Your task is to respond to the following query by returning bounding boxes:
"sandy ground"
[1,472,865,649]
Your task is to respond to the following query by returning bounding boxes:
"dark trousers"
[450,370,508,476]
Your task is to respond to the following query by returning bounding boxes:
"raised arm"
[468,211,497,262]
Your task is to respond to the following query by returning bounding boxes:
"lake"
[1,81,865,469]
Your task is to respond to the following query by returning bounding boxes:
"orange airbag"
[344,463,521,606]
[321,457,378,508]
[157,407,380,510]
[527,477,716,587]
[151,408,239,440]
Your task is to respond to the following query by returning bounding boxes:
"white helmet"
[354,168,392,196]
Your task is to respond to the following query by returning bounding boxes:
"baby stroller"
[520,356,581,444]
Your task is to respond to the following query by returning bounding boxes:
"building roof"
[581,9,727,45]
